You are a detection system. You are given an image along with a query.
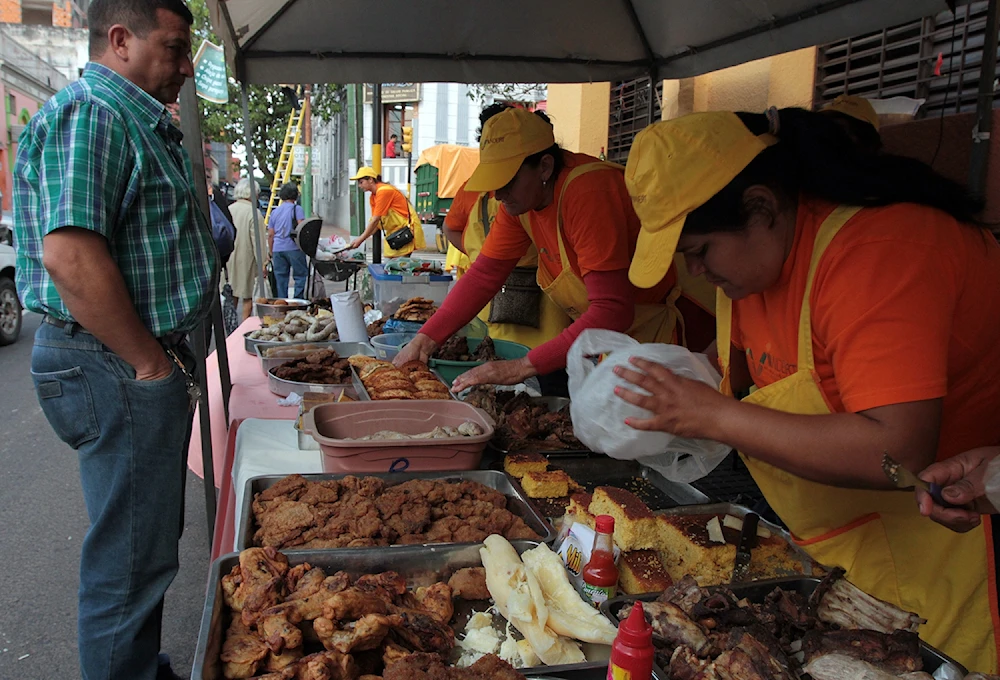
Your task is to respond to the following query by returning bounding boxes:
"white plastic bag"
[567,329,731,483]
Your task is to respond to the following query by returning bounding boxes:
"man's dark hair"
[89,0,194,57]
[390,134,398,140]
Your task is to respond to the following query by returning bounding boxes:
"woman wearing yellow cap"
[349,167,425,256]
[614,109,1000,670]
[395,107,714,390]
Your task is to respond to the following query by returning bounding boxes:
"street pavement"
[0,311,211,679]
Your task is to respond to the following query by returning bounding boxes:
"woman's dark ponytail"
[685,107,983,234]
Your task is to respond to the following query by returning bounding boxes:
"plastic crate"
[368,263,453,315]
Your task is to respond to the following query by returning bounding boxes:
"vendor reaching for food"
[612,109,1000,670]
[349,166,425,256]
[394,107,714,390]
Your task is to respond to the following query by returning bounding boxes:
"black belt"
[44,315,188,348]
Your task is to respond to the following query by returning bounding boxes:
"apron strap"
[796,205,862,373]
[717,204,862,394]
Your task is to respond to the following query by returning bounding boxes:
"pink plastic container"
[301,401,496,473]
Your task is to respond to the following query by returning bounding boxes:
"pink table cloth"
[187,317,299,484]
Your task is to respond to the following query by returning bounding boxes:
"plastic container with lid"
[301,400,495,473]
[368,263,453,316]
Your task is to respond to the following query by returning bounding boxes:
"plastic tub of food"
[301,400,495,473]
[429,338,531,386]
[370,332,418,360]
[368,263,453,315]
[253,297,310,318]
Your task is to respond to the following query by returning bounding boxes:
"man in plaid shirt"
[12,1,216,678]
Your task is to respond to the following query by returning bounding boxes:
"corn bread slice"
[504,452,548,479]
[589,486,660,551]
[521,470,570,498]
[619,549,673,595]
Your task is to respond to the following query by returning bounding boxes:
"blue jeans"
[31,321,194,680]
[272,248,308,299]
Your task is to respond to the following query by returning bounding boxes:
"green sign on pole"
[193,39,228,104]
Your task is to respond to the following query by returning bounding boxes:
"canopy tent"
[208,0,948,85]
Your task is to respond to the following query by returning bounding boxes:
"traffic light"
[401,126,413,154]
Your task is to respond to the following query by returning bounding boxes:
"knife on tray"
[731,512,759,583]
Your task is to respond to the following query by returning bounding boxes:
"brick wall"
[52,1,71,27]
[0,0,22,24]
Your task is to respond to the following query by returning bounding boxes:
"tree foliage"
[467,83,548,107]
[188,0,344,184]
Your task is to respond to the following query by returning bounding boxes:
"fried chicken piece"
[382,641,413,668]
[259,602,304,653]
[242,576,285,627]
[254,500,316,548]
[222,564,246,612]
[287,570,352,621]
[323,588,391,622]
[255,649,359,680]
[233,547,290,626]
[382,652,523,680]
[264,645,304,673]
[447,568,490,601]
[414,583,454,624]
[356,571,408,599]
[390,608,455,654]
[257,474,309,504]
[317,613,402,653]
[220,617,268,679]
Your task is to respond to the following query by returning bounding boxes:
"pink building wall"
[0,83,41,211]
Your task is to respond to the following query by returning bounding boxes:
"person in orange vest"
[349,167,425,256]
[614,109,1000,671]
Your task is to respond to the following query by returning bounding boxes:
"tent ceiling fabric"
[209,0,949,85]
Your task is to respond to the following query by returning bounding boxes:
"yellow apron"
[375,185,426,258]
[520,162,683,345]
[462,192,571,348]
[717,205,998,671]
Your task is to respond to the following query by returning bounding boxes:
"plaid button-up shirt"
[13,62,218,336]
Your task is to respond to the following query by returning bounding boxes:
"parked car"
[0,242,22,345]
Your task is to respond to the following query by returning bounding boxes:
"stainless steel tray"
[244,329,340,355]
[600,578,967,677]
[654,502,816,576]
[237,470,556,551]
[256,341,375,376]
[267,364,367,400]
[193,542,614,680]
[254,298,310,318]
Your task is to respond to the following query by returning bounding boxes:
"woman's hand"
[392,333,436,366]
[451,357,537,393]
[613,357,731,439]
[916,446,1000,533]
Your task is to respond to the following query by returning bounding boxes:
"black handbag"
[288,208,299,242]
[481,197,543,327]
[385,225,415,250]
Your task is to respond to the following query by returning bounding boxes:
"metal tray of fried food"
[237,470,556,552]
[267,364,368,400]
[355,367,458,401]
[600,578,967,677]
[654,502,817,577]
[256,341,375,377]
[193,542,613,680]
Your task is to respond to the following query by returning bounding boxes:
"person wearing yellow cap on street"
[349,166,425,256]
[612,108,1000,671]
[820,94,882,153]
[394,107,715,391]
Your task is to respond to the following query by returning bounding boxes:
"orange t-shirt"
[444,180,480,232]
[730,197,1000,461]
[370,182,408,220]
[480,151,676,304]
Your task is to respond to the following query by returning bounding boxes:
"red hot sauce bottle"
[607,601,654,680]
[581,514,619,607]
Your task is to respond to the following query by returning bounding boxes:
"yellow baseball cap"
[821,95,880,130]
[350,166,378,181]
[465,108,555,192]
[627,112,776,289]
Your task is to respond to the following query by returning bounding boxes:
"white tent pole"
[242,85,269,298]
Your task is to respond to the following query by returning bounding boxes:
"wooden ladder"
[264,88,304,225]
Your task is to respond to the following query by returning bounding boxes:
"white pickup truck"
[0,241,22,345]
